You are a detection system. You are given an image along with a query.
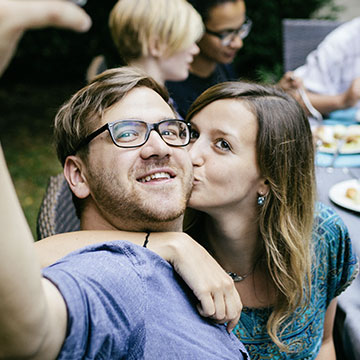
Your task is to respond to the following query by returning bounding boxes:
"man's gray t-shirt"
[42,240,248,359]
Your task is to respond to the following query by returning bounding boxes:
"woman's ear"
[258,178,270,197]
[64,155,90,199]
[148,37,166,57]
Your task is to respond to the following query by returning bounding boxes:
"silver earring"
[257,195,265,205]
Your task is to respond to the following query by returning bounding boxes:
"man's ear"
[64,155,90,199]
[148,37,166,57]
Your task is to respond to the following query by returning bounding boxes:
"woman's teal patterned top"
[233,203,359,359]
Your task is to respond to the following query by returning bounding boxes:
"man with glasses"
[0,66,248,359]
[166,0,249,118]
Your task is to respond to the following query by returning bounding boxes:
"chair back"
[282,18,343,72]
[37,173,80,240]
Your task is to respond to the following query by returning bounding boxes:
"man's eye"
[116,131,139,142]
[161,129,178,139]
[219,31,232,39]
[215,139,231,151]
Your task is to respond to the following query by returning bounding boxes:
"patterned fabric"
[233,202,359,359]
[295,17,360,108]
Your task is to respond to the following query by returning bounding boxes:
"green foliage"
[0,83,78,238]
[235,0,343,82]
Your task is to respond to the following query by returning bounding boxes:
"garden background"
[0,0,358,238]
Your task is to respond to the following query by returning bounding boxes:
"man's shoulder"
[43,240,170,280]
[321,17,360,49]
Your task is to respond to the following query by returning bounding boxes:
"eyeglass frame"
[205,17,252,46]
[72,118,192,155]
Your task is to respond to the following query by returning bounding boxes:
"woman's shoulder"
[313,202,348,234]
[312,201,350,253]
[312,202,358,300]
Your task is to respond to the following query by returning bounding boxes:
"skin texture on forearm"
[0,145,50,356]
[35,230,151,268]
[0,2,91,356]
[0,0,91,76]
[299,77,360,115]
[307,92,349,115]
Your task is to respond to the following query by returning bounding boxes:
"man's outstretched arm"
[0,146,67,359]
[0,0,91,76]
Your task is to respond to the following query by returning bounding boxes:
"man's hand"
[0,0,92,76]
[277,71,303,92]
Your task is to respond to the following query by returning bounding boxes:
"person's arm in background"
[278,72,360,116]
[35,230,242,332]
[0,0,91,76]
[306,77,360,115]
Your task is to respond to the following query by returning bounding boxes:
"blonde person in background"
[88,0,203,114]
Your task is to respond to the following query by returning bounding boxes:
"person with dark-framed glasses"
[205,17,252,47]
[73,119,191,152]
[166,0,249,118]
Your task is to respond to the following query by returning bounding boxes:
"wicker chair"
[282,18,343,72]
[36,173,80,240]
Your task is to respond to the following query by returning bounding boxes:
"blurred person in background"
[87,0,203,114]
[166,0,250,118]
[279,17,360,117]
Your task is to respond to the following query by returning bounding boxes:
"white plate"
[329,179,360,212]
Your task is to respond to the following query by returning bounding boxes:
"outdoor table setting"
[312,108,360,359]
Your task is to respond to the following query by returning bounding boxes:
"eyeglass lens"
[221,19,252,46]
[110,120,189,147]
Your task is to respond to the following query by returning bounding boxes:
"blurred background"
[0,0,358,238]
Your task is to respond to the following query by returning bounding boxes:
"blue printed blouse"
[233,203,359,359]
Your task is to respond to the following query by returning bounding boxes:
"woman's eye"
[215,139,231,151]
[190,130,199,141]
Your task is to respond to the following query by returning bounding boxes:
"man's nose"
[139,130,171,159]
[229,34,243,49]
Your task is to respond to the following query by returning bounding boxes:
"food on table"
[345,187,360,204]
[315,124,360,152]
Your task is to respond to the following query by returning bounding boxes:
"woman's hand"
[148,232,242,333]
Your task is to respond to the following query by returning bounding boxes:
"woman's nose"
[189,140,205,166]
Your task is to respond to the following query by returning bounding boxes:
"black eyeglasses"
[73,119,191,154]
[205,17,252,46]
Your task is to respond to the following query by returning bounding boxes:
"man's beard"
[86,164,193,231]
